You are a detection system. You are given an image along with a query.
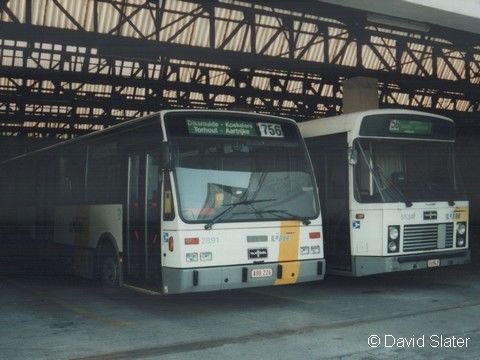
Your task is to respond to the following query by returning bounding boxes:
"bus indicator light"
[355,213,365,219]
[310,245,321,254]
[168,236,174,252]
[186,252,198,262]
[309,232,321,239]
[185,237,200,245]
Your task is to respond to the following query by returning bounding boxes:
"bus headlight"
[456,222,466,247]
[388,226,399,240]
[200,252,212,262]
[388,241,398,253]
[300,246,310,255]
[387,226,400,253]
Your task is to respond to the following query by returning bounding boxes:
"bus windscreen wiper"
[204,198,276,230]
[356,141,412,208]
[247,209,311,225]
[371,165,412,208]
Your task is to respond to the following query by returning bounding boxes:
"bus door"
[145,154,162,284]
[126,153,162,285]
[323,145,351,271]
[307,134,351,271]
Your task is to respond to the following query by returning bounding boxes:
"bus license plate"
[427,259,440,268]
[251,268,273,278]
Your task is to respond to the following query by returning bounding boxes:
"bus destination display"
[186,118,284,138]
[388,119,433,135]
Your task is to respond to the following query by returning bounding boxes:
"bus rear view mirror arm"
[348,147,358,165]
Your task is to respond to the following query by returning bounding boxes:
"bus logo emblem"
[248,248,268,259]
[424,211,437,220]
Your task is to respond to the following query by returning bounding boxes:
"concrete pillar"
[342,77,379,114]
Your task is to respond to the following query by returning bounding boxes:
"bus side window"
[87,142,123,204]
[36,157,56,205]
[354,144,371,202]
[57,146,87,204]
[163,172,175,221]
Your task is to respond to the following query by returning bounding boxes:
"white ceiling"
[320,0,480,35]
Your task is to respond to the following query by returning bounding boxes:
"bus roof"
[299,109,453,139]
[0,109,297,166]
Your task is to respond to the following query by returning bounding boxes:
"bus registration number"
[427,259,440,268]
[251,268,273,278]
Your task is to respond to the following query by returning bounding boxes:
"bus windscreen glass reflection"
[172,138,318,223]
[354,139,465,203]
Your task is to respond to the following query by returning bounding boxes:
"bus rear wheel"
[97,247,119,287]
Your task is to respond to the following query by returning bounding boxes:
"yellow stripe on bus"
[454,207,468,222]
[274,220,300,285]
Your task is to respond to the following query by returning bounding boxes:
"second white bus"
[300,109,469,276]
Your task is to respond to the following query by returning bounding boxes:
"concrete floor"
[1,265,480,360]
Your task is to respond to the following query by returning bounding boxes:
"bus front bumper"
[352,250,470,276]
[162,259,325,294]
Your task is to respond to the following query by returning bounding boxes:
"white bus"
[299,109,469,276]
[0,110,324,293]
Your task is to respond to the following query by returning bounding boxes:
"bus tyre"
[98,252,119,287]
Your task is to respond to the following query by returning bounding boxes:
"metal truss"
[0,0,479,138]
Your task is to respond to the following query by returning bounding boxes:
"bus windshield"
[354,138,466,203]
[171,137,318,223]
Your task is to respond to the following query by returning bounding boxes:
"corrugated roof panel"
[51,0,94,31]
[97,1,121,34]
[214,7,250,52]
[456,100,470,111]
[400,43,433,76]
[2,0,26,23]
[284,80,303,94]
[437,57,462,81]
[159,0,210,47]
[328,27,357,66]
[342,42,357,66]
[255,14,289,57]
[294,21,325,62]
[214,94,236,104]
[120,2,156,39]
[471,54,480,84]
[250,75,269,91]
[437,98,455,110]
[148,63,162,80]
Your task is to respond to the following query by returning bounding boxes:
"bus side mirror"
[160,142,171,169]
[348,147,358,165]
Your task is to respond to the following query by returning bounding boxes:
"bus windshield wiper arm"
[372,166,412,208]
[250,209,312,225]
[204,198,276,230]
[356,141,412,208]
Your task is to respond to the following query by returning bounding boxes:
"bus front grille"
[402,223,453,252]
